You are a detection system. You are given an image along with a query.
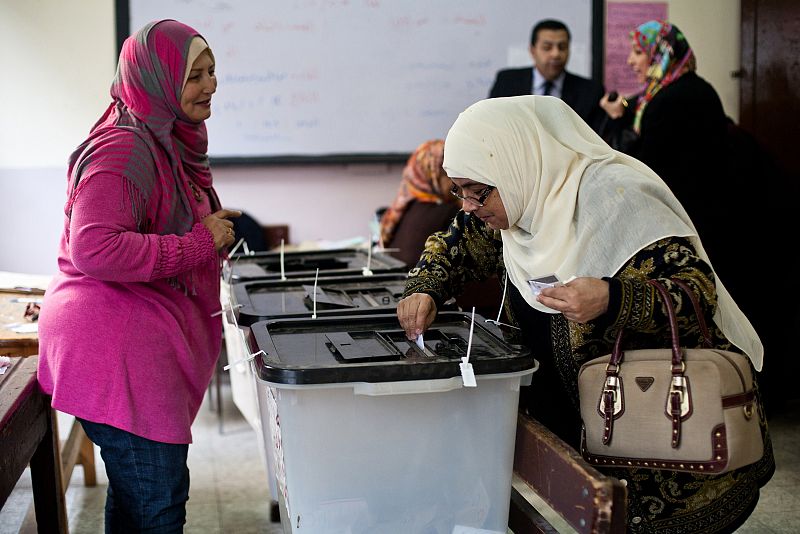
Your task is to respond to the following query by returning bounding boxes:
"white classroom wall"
[0,0,740,275]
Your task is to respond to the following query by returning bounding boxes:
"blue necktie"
[543,80,553,96]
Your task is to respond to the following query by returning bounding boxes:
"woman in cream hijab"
[397,96,773,534]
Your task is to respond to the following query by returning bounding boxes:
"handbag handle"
[601,279,690,448]
[670,278,714,348]
[607,279,683,370]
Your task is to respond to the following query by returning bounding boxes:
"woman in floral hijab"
[629,20,697,134]
[598,20,731,291]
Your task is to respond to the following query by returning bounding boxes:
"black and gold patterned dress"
[404,212,775,534]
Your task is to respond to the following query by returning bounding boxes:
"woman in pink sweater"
[37,20,240,532]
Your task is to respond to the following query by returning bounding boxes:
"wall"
[0,0,741,275]
[0,0,401,275]
[0,0,116,168]
[129,0,596,159]
[0,0,116,275]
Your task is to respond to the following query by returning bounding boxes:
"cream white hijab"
[442,95,763,370]
[183,37,211,89]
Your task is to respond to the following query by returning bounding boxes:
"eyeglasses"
[450,184,495,207]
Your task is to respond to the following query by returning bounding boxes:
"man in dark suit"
[489,19,605,132]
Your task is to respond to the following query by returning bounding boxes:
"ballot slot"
[382,329,470,359]
[271,256,349,272]
[302,285,400,310]
[324,329,472,364]
[304,285,356,309]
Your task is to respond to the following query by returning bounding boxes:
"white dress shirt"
[532,69,565,98]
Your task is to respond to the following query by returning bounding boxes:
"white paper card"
[527,274,562,296]
[7,323,38,334]
[460,358,477,387]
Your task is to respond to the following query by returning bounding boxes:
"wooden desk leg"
[78,433,96,486]
[27,406,69,533]
[61,417,97,487]
[22,412,96,533]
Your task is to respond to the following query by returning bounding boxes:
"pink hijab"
[66,19,218,236]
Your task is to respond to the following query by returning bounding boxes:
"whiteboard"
[126,0,598,162]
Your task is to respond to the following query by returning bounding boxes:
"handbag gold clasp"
[600,376,623,416]
[743,403,754,420]
[667,375,691,418]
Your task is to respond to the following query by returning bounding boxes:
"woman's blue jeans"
[78,419,190,533]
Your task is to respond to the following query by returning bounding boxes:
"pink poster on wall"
[605,2,668,97]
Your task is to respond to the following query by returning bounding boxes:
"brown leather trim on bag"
[670,391,683,447]
[580,423,730,473]
[722,389,755,408]
[603,390,615,444]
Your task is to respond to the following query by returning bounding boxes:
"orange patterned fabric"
[379,139,456,247]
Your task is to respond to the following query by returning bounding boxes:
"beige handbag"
[579,279,763,474]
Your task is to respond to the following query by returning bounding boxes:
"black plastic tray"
[232,273,409,326]
[249,311,533,385]
[229,247,407,281]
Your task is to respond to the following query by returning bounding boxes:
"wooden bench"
[0,357,69,533]
[509,414,627,533]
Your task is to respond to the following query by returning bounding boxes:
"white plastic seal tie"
[229,237,245,257]
[485,272,520,330]
[460,307,477,387]
[223,253,242,284]
[221,297,266,371]
[223,349,265,371]
[362,237,374,276]
[210,303,243,317]
[311,267,319,319]
[280,239,287,280]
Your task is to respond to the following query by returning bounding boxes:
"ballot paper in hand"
[415,333,425,351]
[527,274,562,296]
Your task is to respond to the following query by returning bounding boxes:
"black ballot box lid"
[229,248,407,282]
[232,273,409,326]
[249,311,533,385]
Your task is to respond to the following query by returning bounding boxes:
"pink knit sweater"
[38,173,221,444]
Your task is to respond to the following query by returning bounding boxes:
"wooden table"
[0,289,42,357]
[1,274,97,531]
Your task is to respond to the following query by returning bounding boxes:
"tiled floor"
[2,384,799,533]
[734,399,800,534]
